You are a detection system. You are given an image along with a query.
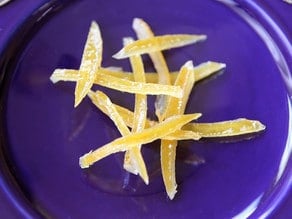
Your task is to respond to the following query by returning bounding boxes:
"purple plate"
[0,0,291,218]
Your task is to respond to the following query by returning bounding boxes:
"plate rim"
[0,0,291,218]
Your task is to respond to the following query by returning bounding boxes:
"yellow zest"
[74,21,102,107]
[160,60,196,199]
[50,69,183,98]
[89,91,201,143]
[184,119,266,137]
[112,34,207,60]
[122,37,148,184]
[133,18,171,85]
[113,103,202,140]
[133,18,172,121]
[113,103,265,137]
[79,114,199,168]
[87,90,148,184]
[50,61,225,85]
[100,61,225,83]
[88,90,130,135]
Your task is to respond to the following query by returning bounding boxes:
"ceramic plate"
[0,0,291,218]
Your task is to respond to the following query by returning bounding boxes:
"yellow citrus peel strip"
[122,37,148,183]
[50,69,183,98]
[88,91,201,142]
[160,60,196,199]
[113,103,265,137]
[88,90,130,135]
[112,34,207,60]
[87,90,148,184]
[184,118,266,137]
[74,21,102,107]
[112,104,201,140]
[104,61,225,83]
[132,17,171,122]
[79,114,199,168]
[50,61,225,84]
[133,18,171,85]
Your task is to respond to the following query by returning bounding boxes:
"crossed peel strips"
[50,18,265,199]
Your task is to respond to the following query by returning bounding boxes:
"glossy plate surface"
[0,0,291,218]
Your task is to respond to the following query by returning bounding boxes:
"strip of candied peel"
[51,61,225,84]
[79,114,199,168]
[160,60,195,199]
[87,90,148,184]
[132,18,171,121]
[89,95,201,141]
[112,34,207,59]
[112,103,265,137]
[74,21,102,107]
[162,61,195,117]
[114,103,265,137]
[50,69,183,98]
[112,103,201,140]
[88,90,130,135]
[163,130,201,140]
[133,18,171,85]
[184,118,266,137]
[188,61,225,84]
[103,61,225,83]
[122,37,148,184]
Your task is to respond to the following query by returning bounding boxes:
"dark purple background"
[0,1,292,218]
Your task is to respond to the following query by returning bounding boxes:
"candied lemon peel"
[112,34,207,60]
[74,21,102,107]
[122,37,148,184]
[50,61,226,84]
[50,18,266,200]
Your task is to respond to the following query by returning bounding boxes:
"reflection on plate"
[0,0,12,7]
[0,0,291,218]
